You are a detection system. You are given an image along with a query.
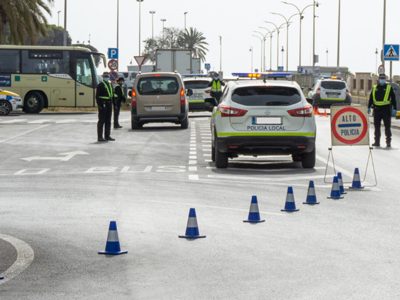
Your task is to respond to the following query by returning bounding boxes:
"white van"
[118,71,138,88]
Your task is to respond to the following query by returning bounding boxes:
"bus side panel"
[76,83,95,107]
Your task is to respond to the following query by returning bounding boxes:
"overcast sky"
[47,0,399,76]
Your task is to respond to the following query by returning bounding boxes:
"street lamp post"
[252,35,263,72]
[219,36,222,72]
[375,48,378,72]
[149,11,155,40]
[161,19,167,40]
[271,12,297,72]
[326,48,328,66]
[281,46,285,68]
[259,27,275,71]
[337,0,341,71]
[382,0,386,69]
[184,12,188,30]
[264,21,285,71]
[282,1,314,68]
[137,0,144,56]
[57,10,61,27]
[249,46,253,72]
[63,0,67,46]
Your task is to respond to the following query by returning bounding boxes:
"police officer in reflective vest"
[96,72,115,142]
[368,74,397,147]
[113,77,126,129]
[208,72,225,101]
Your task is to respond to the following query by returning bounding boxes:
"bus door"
[75,57,95,107]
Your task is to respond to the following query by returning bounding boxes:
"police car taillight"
[346,89,350,96]
[219,105,247,117]
[180,88,186,105]
[287,106,313,117]
[205,89,211,94]
[316,88,321,95]
[131,90,137,107]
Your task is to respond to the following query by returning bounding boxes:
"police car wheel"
[211,144,215,162]
[215,140,228,168]
[0,100,11,115]
[301,147,316,168]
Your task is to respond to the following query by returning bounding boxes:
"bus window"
[21,50,70,74]
[0,50,20,73]
[76,58,93,87]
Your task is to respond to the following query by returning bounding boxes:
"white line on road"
[0,119,28,124]
[0,234,34,285]
[0,125,49,144]
[189,174,199,180]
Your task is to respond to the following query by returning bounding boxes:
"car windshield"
[184,80,210,89]
[137,77,179,95]
[231,86,301,106]
[321,81,345,90]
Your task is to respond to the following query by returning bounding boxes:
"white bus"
[0,45,106,113]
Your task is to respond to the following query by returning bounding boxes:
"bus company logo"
[41,76,47,82]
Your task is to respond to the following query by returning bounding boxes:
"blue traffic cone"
[281,187,299,212]
[98,221,128,255]
[0,276,3,280]
[303,180,320,204]
[349,168,364,189]
[244,195,265,223]
[179,208,206,239]
[327,176,344,199]
[337,172,347,194]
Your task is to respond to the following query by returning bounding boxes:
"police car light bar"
[182,74,210,77]
[320,76,343,80]
[232,72,293,79]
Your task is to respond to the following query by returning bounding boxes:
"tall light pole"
[63,0,67,46]
[249,46,253,72]
[259,27,275,71]
[149,11,155,39]
[326,48,329,66]
[137,0,144,55]
[281,46,285,68]
[57,10,61,27]
[375,48,378,72]
[337,0,341,71]
[252,35,263,72]
[282,2,314,68]
[254,31,266,72]
[219,36,222,72]
[264,21,285,71]
[117,0,119,69]
[184,12,188,30]
[271,12,297,71]
[161,19,167,40]
[313,1,319,83]
[382,0,386,70]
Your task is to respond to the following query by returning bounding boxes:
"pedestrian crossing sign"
[383,44,399,61]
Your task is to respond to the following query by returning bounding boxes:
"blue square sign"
[383,44,399,61]
[108,48,118,59]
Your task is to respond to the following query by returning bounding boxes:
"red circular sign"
[331,107,368,145]
[109,71,119,83]
[108,59,118,70]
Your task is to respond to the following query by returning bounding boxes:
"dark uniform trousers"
[113,98,121,127]
[97,99,112,139]
[373,106,392,144]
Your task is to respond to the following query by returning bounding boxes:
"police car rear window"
[321,81,345,90]
[137,77,179,95]
[231,86,301,106]
[184,80,210,89]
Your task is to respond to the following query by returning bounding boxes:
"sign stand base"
[324,146,377,187]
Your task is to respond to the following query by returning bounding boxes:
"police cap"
[102,72,110,78]
[379,74,386,79]
[117,77,125,82]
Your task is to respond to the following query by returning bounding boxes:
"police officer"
[208,72,225,101]
[113,77,126,129]
[96,72,115,142]
[368,74,397,147]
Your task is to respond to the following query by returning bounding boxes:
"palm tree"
[0,0,53,44]
[178,27,209,62]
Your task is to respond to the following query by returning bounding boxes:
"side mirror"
[186,88,193,97]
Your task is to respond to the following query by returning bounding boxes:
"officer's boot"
[372,140,380,147]
[387,138,391,148]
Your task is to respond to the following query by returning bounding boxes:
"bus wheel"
[0,101,12,115]
[24,92,44,114]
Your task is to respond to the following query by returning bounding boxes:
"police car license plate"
[327,92,340,98]
[253,117,282,125]
[150,106,166,111]
[189,94,203,100]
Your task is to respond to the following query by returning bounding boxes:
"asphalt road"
[0,111,399,299]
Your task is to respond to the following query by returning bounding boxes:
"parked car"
[206,72,316,168]
[308,76,352,108]
[0,89,23,115]
[130,72,191,129]
[118,71,138,89]
[183,75,212,111]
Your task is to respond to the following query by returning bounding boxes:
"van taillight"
[219,105,247,117]
[316,88,321,95]
[131,90,137,107]
[287,106,313,117]
[180,88,186,105]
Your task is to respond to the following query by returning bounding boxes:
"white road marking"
[28,119,52,124]
[0,234,34,284]
[208,174,327,182]
[21,151,88,162]
[189,166,197,171]
[0,119,28,124]
[55,119,77,123]
[0,125,49,144]
[189,174,199,180]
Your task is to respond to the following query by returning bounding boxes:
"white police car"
[0,89,23,115]
[205,73,316,168]
[308,76,352,108]
[182,74,212,111]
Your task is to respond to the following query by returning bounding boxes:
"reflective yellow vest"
[114,84,124,98]
[372,84,391,106]
[100,81,113,100]
[211,80,222,92]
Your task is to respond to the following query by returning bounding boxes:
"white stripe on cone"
[107,231,119,242]
[187,217,198,228]
[249,203,260,212]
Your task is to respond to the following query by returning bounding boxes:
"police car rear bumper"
[312,95,352,108]
[216,136,315,155]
